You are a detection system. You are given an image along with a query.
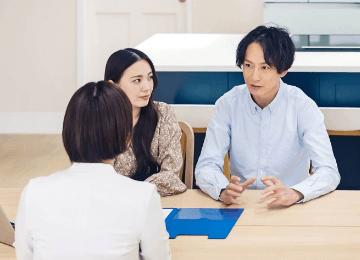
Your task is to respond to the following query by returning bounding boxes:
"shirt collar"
[268,79,285,114]
[248,79,285,115]
[248,91,258,115]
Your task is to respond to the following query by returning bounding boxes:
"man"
[195,25,340,208]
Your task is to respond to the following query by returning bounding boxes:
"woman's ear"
[108,79,115,84]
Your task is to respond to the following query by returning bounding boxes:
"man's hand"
[258,176,304,209]
[220,176,256,205]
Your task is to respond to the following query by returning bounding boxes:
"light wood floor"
[0,135,71,189]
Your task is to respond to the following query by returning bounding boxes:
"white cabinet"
[264,3,360,34]
[264,0,360,2]
[264,0,360,1]
[264,1,307,2]
[264,0,309,3]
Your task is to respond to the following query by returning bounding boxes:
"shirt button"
[260,171,263,175]
[263,126,266,130]
[262,149,266,153]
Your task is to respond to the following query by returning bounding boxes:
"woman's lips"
[140,95,150,100]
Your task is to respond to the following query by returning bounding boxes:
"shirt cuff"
[218,188,226,202]
[290,183,310,203]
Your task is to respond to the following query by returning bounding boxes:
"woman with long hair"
[105,48,187,196]
[14,81,171,259]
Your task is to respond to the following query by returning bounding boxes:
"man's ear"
[279,70,288,78]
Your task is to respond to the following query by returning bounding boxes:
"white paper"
[162,208,174,220]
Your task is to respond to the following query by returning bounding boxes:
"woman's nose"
[142,80,152,92]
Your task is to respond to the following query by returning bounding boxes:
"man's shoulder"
[217,84,248,104]
[283,83,316,107]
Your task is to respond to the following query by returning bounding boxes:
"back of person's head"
[104,48,158,89]
[62,81,133,163]
[236,25,295,74]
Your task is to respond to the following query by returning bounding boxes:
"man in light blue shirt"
[195,26,340,208]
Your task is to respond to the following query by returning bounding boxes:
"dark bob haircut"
[236,25,295,74]
[62,81,133,163]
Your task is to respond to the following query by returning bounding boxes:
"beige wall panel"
[144,13,177,40]
[192,0,264,34]
[88,13,130,82]
[0,0,77,113]
[86,0,187,83]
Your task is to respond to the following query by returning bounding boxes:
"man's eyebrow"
[244,59,268,65]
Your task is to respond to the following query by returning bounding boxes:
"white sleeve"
[13,184,34,260]
[140,186,171,260]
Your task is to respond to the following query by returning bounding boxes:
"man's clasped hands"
[220,176,304,208]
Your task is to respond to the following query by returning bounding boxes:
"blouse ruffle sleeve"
[144,103,187,196]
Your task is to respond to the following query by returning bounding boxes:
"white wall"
[0,0,77,133]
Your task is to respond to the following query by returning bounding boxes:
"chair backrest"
[178,120,194,189]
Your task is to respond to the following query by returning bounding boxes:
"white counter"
[136,34,360,73]
[171,105,360,131]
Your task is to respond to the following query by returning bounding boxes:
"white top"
[136,34,360,72]
[14,163,171,260]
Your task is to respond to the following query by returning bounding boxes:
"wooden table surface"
[1,189,360,259]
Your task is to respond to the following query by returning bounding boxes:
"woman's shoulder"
[153,101,176,119]
[154,101,172,110]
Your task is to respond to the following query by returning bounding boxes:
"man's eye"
[245,64,251,67]
[263,66,270,70]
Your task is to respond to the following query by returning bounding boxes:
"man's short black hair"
[236,25,295,74]
[62,81,133,163]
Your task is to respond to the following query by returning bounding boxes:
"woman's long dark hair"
[104,48,160,181]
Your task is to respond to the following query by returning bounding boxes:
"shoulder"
[153,101,179,127]
[153,101,175,118]
[215,84,248,110]
[28,169,68,187]
[24,169,71,199]
[284,83,318,109]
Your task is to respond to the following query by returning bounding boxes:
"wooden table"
[2,189,360,259]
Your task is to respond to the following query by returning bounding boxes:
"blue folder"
[164,208,244,239]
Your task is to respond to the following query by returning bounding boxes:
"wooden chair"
[172,105,230,182]
[178,120,194,189]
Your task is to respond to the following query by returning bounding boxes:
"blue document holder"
[164,208,244,239]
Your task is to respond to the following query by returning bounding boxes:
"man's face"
[242,42,287,108]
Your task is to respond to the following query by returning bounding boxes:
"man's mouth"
[251,84,262,88]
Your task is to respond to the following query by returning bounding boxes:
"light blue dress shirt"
[195,79,340,203]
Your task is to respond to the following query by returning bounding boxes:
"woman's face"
[116,59,154,111]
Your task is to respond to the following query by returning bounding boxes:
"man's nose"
[252,68,261,81]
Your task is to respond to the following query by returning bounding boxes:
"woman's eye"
[134,79,140,83]
[245,63,251,67]
[149,75,153,80]
[263,66,270,70]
